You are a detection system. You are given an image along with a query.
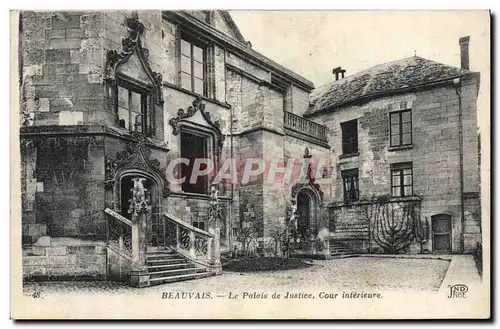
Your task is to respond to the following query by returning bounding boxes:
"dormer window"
[117,82,150,135]
[104,16,164,140]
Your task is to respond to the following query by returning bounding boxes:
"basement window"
[192,221,205,230]
[341,119,358,155]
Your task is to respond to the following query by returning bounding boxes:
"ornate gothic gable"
[104,15,163,104]
[168,97,225,147]
[105,132,169,196]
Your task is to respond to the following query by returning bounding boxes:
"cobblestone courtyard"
[23,257,453,297]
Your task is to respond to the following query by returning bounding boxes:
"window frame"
[179,126,216,196]
[341,119,359,155]
[390,162,413,197]
[192,221,206,231]
[389,109,412,147]
[116,78,151,136]
[342,169,359,203]
[180,34,208,97]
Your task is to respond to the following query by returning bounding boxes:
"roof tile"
[306,56,468,116]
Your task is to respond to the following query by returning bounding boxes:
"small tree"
[237,224,256,257]
[268,224,289,258]
[372,198,419,254]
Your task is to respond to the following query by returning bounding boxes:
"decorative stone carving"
[104,134,169,196]
[291,182,324,207]
[303,147,311,158]
[104,15,163,104]
[128,177,151,217]
[168,97,225,147]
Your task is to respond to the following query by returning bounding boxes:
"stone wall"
[21,135,105,245]
[290,84,310,116]
[23,237,106,280]
[19,10,318,270]
[20,11,108,126]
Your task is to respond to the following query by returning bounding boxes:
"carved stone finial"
[303,147,311,158]
[128,177,151,217]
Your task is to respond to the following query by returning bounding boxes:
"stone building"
[18,10,480,286]
[306,38,481,255]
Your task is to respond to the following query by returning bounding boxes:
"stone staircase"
[147,249,215,286]
[329,241,357,257]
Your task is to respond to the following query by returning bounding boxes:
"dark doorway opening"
[180,131,209,194]
[432,214,452,252]
[297,191,312,241]
[120,175,162,246]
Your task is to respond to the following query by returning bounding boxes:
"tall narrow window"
[390,109,412,147]
[391,162,413,197]
[341,119,358,155]
[180,36,206,96]
[180,130,209,194]
[117,84,149,134]
[342,169,359,202]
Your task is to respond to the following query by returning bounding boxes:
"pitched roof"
[218,10,247,44]
[305,56,469,116]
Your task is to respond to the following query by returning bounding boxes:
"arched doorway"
[297,190,313,240]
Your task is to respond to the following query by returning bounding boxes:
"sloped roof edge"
[218,10,247,44]
[305,56,478,117]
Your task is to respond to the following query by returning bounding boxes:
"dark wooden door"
[432,215,452,252]
[297,192,310,240]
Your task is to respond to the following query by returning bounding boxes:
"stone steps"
[149,272,215,285]
[145,249,214,286]
[329,241,357,256]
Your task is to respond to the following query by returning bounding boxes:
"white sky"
[230,11,490,130]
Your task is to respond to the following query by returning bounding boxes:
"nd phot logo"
[447,284,468,298]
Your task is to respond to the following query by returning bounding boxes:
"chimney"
[332,66,346,81]
[459,36,470,70]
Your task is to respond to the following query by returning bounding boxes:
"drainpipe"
[454,77,465,253]
[223,47,235,248]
